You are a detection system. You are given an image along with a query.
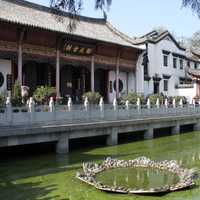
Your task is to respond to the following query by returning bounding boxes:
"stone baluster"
[84,97,89,111]
[28,97,35,113]
[6,96,12,123]
[49,97,55,112]
[99,97,104,119]
[137,98,141,110]
[113,98,117,111]
[172,98,176,108]
[147,98,151,109]
[192,98,195,108]
[28,97,35,123]
[99,97,104,112]
[67,97,72,111]
[156,98,160,109]
[125,100,129,110]
[179,99,183,108]
[164,99,168,109]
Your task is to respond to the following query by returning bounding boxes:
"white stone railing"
[0,97,199,126]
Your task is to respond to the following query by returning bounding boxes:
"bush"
[11,81,23,107]
[0,93,6,108]
[120,92,145,105]
[82,92,102,104]
[148,94,164,105]
[169,96,187,105]
[33,86,56,104]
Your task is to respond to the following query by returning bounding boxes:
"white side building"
[133,30,200,102]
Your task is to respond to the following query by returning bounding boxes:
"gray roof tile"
[0,0,144,50]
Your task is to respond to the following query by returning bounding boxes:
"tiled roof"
[132,29,186,51]
[187,68,200,78]
[0,0,144,50]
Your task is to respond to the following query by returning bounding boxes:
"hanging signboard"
[6,74,12,91]
[62,41,95,56]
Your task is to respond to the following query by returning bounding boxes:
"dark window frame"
[180,59,183,69]
[163,79,168,91]
[187,61,190,68]
[173,57,177,68]
[163,54,168,67]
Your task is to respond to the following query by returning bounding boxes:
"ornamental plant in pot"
[11,80,23,107]
[82,92,102,104]
[33,86,56,105]
[120,92,145,105]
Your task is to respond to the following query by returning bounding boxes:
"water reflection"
[96,167,180,190]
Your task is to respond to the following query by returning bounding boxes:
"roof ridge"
[106,22,138,46]
[2,0,106,23]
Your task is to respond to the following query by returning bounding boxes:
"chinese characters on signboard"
[63,42,94,55]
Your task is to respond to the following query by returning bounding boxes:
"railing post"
[113,98,118,119]
[164,99,168,108]
[6,96,12,124]
[192,98,195,109]
[147,98,151,109]
[113,98,117,111]
[28,97,35,123]
[49,97,55,112]
[172,98,176,108]
[84,97,89,111]
[67,97,72,111]
[137,97,141,111]
[179,99,183,108]
[156,98,160,109]
[125,100,129,110]
[99,97,104,119]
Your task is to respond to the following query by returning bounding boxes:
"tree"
[50,0,112,17]
[50,0,112,30]
[190,31,200,49]
[182,0,200,17]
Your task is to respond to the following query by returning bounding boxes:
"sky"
[28,0,200,39]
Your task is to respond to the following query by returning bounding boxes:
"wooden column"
[56,49,60,97]
[17,43,23,84]
[126,72,129,95]
[17,29,25,85]
[116,51,120,99]
[91,55,95,92]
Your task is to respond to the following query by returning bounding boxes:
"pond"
[96,167,180,191]
[0,131,200,200]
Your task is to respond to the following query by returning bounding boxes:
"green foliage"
[0,93,6,108]
[33,86,56,104]
[82,91,102,104]
[11,80,22,107]
[120,92,145,105]
[182,0,200,18]
[169,96,188,104]
[148,94,164,105]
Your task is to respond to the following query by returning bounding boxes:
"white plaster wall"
[0,59,11,93]
[175,85,197,103]
[108,70,127,103]
[128,72,136,93]
[136,53,144,94]
[145,37,187,97]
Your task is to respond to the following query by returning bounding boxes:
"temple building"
[0,0,144,103]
